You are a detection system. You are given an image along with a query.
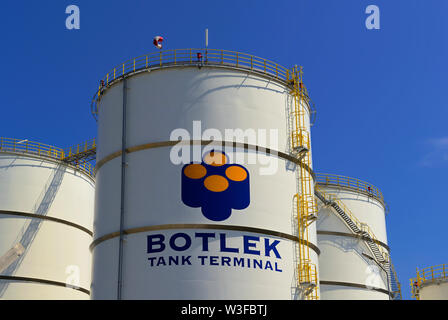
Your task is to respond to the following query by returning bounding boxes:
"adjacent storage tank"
[315,173,393,300]
[91,49,319,299]
[0,138,94,299]
[411,264,448,300]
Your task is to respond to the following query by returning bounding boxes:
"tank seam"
[317,230,389,251]
[90,223,320,255]
[319,280,390,295]
[0,275,90,295]
[95,140,315,180]
[0,210,93,236]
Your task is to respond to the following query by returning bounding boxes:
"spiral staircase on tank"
[314,184,402,300]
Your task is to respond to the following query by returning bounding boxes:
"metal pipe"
[117,77,127,300]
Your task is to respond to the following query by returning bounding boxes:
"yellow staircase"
[62,138,97,164]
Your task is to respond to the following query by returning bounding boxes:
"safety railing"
[63,138,96,160]
[72,161,94,177]
[315,173,385,206]
[410,264,448,299]
[0,137,94,177]
[0,137,64,159]
[315,184,389,263]
[413,264,448,287]
[99,48,291,87]
[91,48,315,118]
[297,262,318,295]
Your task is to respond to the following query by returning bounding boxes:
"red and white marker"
[153,36,164,49]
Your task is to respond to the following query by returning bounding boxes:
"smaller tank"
[0,137,95,299]
[314,173,398,300]
[411,264,448,300]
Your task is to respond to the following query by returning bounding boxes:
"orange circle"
[225,166,247,182]
[184,164,207,179]
[204,175,229,192]
[203,151,227,167]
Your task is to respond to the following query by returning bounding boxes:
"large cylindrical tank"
[412,264,448,300]
[0,138,94,299]
[315,173,390,300]
[91,49,319,299]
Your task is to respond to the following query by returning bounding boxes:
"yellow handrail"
[0,137,65,159]
[102,48,289,85]
[100,49,291,85]
[410,264,448,299]
[91,48,314,116]
[64,138,96,158]
[315,184,389,263]
[0,137,95,177]
[315,173,385,206]
[412,264,448,286]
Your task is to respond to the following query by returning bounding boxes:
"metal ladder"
[288,66,319,300]
[389,263,402,300]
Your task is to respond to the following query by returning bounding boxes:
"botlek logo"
[181,150,250,221]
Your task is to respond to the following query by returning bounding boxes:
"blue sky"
[1,1,447,299]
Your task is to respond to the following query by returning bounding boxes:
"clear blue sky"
[1,0,447,300]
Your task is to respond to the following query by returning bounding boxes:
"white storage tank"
[91,49,319,299]
[411,264,448,300]
[315,173,392,300]
[0,138,94,299]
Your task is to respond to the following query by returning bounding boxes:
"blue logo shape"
[181,151,250,221]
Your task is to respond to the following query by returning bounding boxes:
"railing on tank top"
[410,264,448,299]
[0,137,94,177]
[90,48,316,118]
[315,173,386,208]
[412,264,448,287]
